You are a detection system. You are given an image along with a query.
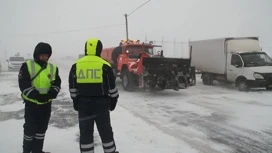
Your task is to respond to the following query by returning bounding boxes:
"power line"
[125,0,151,40]
[128,0,151,16]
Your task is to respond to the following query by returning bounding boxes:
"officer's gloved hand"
[73,99,79,111]
[27,89,40,100]
[48,87,59,99]
[36,94,51,103]
[109,97,118,111]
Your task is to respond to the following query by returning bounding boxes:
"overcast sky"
[0,0,272,60]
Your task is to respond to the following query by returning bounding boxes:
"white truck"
[190,37,272,91]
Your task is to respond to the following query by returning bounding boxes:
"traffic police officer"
[18,42,61,153]
[69,38,119,153]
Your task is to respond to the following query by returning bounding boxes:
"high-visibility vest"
[76,55,110,84]
[22,60,57,104]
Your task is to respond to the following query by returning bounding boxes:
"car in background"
[78,54,84,59]
[7,56,25,71]
[24,58,32,62]
[195,69,201,74]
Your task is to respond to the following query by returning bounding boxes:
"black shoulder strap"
[30,63,47,82]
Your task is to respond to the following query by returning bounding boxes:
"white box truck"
[190,37,272,91]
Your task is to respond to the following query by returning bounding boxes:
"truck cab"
[123,42,162,58]
[227,51,272,90]
[116,41,163,75]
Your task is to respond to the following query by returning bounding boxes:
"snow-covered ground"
[0,57,272,153]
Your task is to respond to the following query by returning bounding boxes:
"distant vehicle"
[78,54,84,59]
[24,58,32,61]
[7,56,25,71]
[195,69,201,74]
[190,37,272,91]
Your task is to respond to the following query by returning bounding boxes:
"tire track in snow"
[118,86,272,153]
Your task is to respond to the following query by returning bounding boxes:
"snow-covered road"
[0,57,271,153]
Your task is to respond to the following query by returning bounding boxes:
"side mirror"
[6,60,9,62]
[160,50,164,57]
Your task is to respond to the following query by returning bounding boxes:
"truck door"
[227,54,243,82]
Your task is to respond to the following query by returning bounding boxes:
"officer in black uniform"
[18,42,61,153]
[69,38,119,153]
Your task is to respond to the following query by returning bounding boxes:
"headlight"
[253,73,264,79]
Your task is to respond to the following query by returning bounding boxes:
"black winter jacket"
[18,62,61,103]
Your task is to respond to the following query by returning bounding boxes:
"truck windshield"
[126,46,155,58]
[9,57,24,61]
[240,52,272,67]
[126,46,154,54]
[143,47,154,55]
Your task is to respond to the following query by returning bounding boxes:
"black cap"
[33,42,52,60]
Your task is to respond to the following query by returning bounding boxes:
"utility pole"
[124,0,151,41]
[125,14,129,41]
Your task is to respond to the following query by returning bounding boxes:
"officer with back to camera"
[69,38,119,153]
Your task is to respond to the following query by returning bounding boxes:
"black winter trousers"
[78,97,116,153]
[23,102,51,153]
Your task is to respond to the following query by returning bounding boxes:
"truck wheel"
[157,80,166,90]
[237,79,249,91]
[265,86,272,90]
[202,74,213,85]
[122,69,136,91]
[146,75,158,90]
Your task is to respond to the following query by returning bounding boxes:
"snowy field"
[0,57,271,153]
